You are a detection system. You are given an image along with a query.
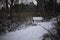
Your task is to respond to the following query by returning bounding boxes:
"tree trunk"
[10,0,14,17]
[6,0,8,11]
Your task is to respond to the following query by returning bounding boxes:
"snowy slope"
[0,22,56,40]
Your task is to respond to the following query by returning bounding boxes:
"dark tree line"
[36,0,57,18]
[5,0,57,18]
[1,0,58,18]
[14,2,36,13]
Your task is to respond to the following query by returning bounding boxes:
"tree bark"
[6,0,8,11]
[10,0,14,17]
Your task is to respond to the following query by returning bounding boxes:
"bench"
[33,17,43,23]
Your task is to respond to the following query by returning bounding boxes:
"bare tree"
[10,0,14,17]
[6,0,8,10]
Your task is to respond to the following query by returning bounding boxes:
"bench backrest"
[33,17,43,21]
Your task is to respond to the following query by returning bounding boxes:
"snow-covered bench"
[33,17,43,23]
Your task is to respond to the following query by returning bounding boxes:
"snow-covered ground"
[0,21,57,40]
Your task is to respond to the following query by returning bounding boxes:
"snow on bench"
[33,17,43,23]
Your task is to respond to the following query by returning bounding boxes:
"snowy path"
[0,22,56,40]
